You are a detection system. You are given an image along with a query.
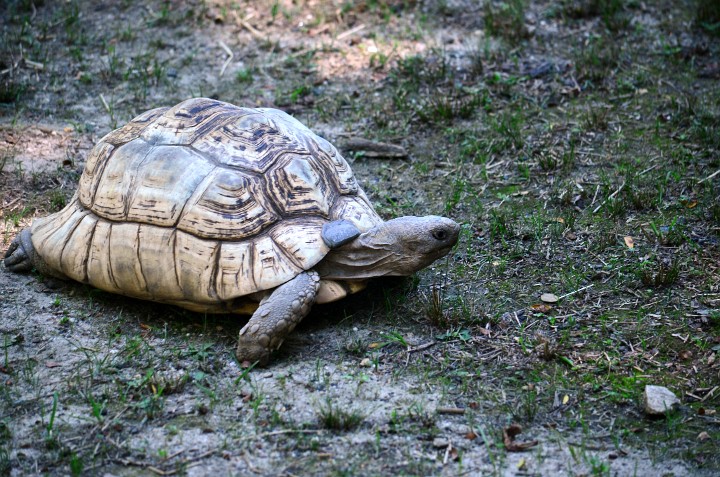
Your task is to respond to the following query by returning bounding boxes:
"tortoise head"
[317,216,460,279]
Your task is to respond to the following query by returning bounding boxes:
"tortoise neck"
[315,228,399,279]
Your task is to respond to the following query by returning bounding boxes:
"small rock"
[432,437,449,448]
[697,431,711,441]
[359,358,371,367]
[540,293,559,303]
[451,424,471,435]
[643,385,680,415]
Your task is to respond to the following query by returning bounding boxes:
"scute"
[30,199,90,276]
[177,168,279,239]
[192,112,310,173]
[140,98,240,145]
[174,231,221,301]
[266,155,334,217]
[258,108,358,195]
[101,106,169,146]
[60,214,98,282]
[331,195,383,233]
[78,142,114,209]
[107,222,147,294]
[90,138,153,221]
[314,143,358,195]
[251,234,304,291]
[269,218,329,270]
[126,146,215,226]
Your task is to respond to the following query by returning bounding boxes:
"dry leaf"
[697,431,711,441]
[531,303,553,313]
[45,361,61,368]
[562,394,570,405]
[624,236,634,249]
[564,232,577,241]
[368,342,381,349]
[503,424,538,452]
[540,293,559,303]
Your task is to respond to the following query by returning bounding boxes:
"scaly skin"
[3,229,34,272]
[236,270,321,365]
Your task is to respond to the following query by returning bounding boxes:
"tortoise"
[3,98,460,365]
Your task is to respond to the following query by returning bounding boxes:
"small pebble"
[643,385,680,415]
[432,437,449,448]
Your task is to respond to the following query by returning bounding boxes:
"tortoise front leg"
[236,270,320,366]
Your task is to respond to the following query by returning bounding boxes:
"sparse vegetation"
[316,398,366,431]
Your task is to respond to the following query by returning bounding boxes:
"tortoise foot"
[3,229,34,272]
[236,271,320,366]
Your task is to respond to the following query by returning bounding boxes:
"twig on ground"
[701,386,718,402]
[336,24,366,41]
[590,184,600,207]
[99,94,111,114]
[407,341,435,353]
[638,163,659,176]
[593,181,625,214]
[218,41,233,77]
[101,405,130,432]
[558,284,594,300]
[161,448,186,462]
[239,429,324,441]
[233,12,265,41]
[24,59,44,70]
[443,442,453,464]
[343,137,408,158]
[698,169,719,184]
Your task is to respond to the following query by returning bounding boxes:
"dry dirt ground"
[1,1,720,476]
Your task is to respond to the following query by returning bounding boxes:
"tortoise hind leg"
[3,228,61,278]
[236,270,320,366]
[4,229,36,272]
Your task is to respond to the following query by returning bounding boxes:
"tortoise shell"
[29,98,382,312]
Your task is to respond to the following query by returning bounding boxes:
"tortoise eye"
[432,229,448,241]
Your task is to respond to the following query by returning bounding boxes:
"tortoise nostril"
[432,229,448,241]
